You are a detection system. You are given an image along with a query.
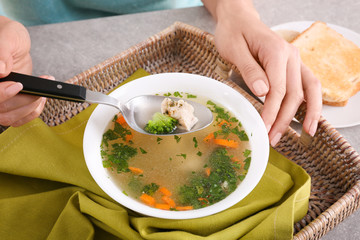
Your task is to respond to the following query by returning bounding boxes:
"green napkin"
[0,69,310,240]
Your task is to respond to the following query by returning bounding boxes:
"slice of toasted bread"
[291,21,360,106]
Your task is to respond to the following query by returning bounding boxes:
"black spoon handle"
[0,72,86,102]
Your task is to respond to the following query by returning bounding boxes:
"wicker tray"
[15,22,360,239]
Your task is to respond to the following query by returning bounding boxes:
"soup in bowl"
[83,73,269,219]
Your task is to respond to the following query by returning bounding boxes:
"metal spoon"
[0,72,213,135]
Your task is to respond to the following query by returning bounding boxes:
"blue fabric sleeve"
[1,0,203,26]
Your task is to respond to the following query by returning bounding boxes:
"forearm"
[201,0,259,22]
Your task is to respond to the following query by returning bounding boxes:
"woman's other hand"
[202,0,322,146]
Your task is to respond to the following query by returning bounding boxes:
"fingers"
[0,75,53,127]
[211,8,321,147]
[262,47,322,147]
[11,97,47,127]
[0,81,23,103]
[266,46,304,146]
[260,45,288,135]
[0,97,46,127]
[301,63,322,136]
[0,93,40,113]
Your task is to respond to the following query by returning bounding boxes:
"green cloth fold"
[0,69,310,240]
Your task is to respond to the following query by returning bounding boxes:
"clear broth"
[101,94,251,210]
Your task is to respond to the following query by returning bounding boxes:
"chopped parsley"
[193,137,198,148]
[102,143,138,173]
[142,183,159,196]
[102,121,132,147]
[174,135,181,143]
[186,94,197,98]
[178,148,239,209]
[206,101,248,141]
[244,149,251,157]
[177,153,187,159]
[244,157,251,170]
[238,175,246,181]
[173,91,183,98]
[139,147,147,154]
[207,100,231,122]
[231,127,249,141]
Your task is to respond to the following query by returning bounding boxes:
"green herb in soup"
[178,148,239,208]
[101,142,137,173]
[142,183,160,196]
[100,93,251,211]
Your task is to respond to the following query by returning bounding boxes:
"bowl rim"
[83,72,269,219]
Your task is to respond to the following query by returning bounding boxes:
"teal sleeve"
[1,0,203,26]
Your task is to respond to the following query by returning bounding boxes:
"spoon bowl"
[122,95,213,135]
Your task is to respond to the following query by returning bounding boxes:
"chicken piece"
[161,98,198,131]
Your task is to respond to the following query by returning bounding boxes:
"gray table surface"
[27,1,360,239]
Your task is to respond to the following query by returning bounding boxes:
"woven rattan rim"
[3,22,360,239]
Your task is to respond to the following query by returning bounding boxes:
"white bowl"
[83,73,269,219]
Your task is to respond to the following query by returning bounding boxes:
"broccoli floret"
[144,112,178,134]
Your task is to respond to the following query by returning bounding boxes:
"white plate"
[83,73,269,219]
[271,21,360,128]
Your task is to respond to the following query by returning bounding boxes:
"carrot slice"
[205,167,211,177]
[161,196,176,208]
[203,133,215,142]
[140,193,156,206]
[125,133,133,142]
[116,114,127,125]
[213,139,238,148]
[175,206,193,211]
[155,203,171,210]
[198,198,209,205]
[159,187,172,196]
[128,167,143,175]
[218,120,230,127]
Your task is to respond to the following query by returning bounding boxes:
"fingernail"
[252,80,268,96]
[0,61,6,74]
[271,132,282,147]
[6,82,23,96]
[308,120,318,137]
